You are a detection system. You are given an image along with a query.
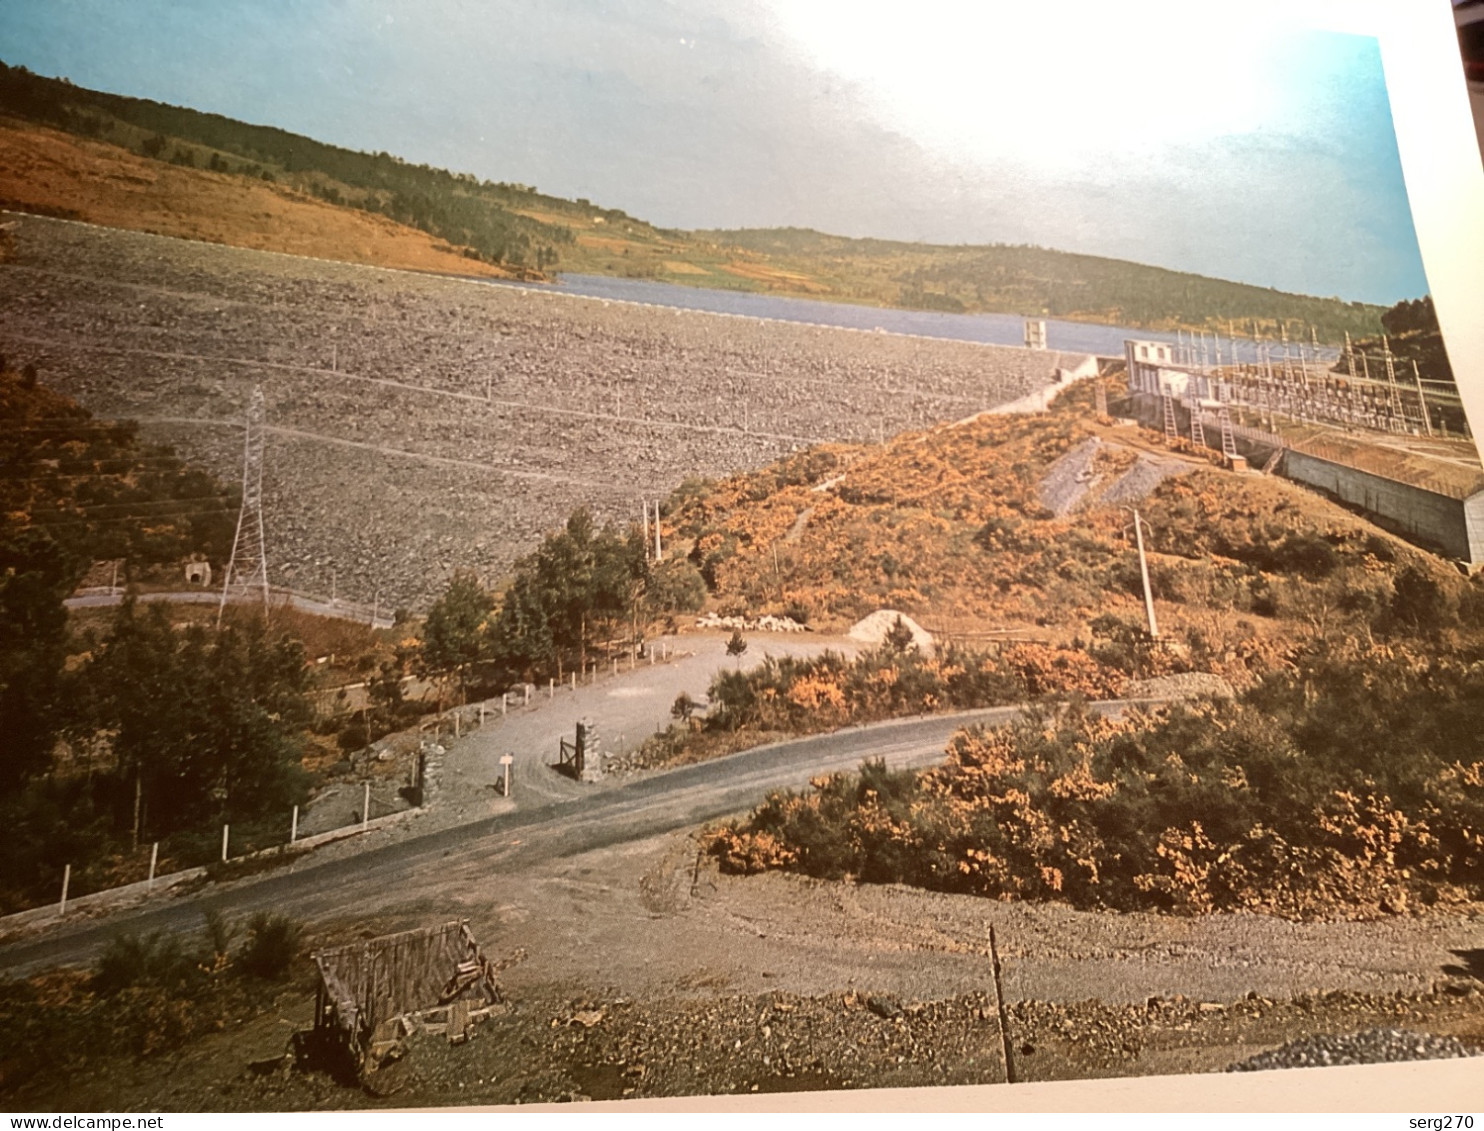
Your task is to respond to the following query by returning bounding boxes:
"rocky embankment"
[0,214,1083,609]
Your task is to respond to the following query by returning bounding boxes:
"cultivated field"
[0,214,1084,608]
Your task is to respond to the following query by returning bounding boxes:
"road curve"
[0,701,1142,977]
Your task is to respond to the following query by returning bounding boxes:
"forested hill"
[0,60,1388,341]
[701,228,1387,342]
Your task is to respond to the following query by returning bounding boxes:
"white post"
[649,649,654,666]
[525,684,531,705]
[501,693,507,716]
[642,501,651,561]
[362,782,371,832]
[654,505,663,562]
[612,658,618,676]
[221,824,230,863]
[290,805,299,844]
[479,703,486,727]
[548,677,554,699]
[59,864,70,916]
[147,842,158,891]
[571,672,576,691]
[455,711,461,738]
[500,754,513,798]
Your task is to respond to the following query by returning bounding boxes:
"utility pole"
[1130,509,1159,640]
[1412,361,1434,438]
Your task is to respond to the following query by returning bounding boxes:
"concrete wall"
[1465,492,1484,565]
[1283,449,1478,563]
[1124,392,1483,565]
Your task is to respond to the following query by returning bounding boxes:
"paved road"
[0,701,1136,977]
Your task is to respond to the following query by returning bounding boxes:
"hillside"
[701,228,1387,341]
[663,379,1479,678]
[638,384,1484,920]
[0,60,1386,340]
[0,121,523,280]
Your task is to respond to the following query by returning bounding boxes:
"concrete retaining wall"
[1282,449,1477,563]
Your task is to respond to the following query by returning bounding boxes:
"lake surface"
[478,271,1333,362]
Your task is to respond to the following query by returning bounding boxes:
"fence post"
[525,684,531,705]
[59,864,71,916]
[548,678,554,699]
[362,782,371,833]
[612,658,618,677]
[148,842,158,891]
[221,824,230,863]
[571,672,576,691]
[501,693,507,716]
[290,804,299,844]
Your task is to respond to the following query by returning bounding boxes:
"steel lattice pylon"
[219,386,270,622]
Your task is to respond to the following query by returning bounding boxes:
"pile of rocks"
[1228,1028,1481,1072]
[695,613,808,633]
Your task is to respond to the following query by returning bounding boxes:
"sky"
[0,0,1432,304]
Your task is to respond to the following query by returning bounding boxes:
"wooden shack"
[310,920,506,1077]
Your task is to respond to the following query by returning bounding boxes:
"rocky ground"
[6,826,1480,1111]
[0,213,1081,610]
[11,955,1480,1111]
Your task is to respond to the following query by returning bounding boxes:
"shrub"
[91,931,200,996]
[238,911,303,980]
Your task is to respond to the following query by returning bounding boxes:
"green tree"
[644,558,707,622]
[726,629,748,667]
[419,569,495,705]
[0,529,80,789]
[366,657,406,733]
[82,600,310,837]
[529,510,644,673]
[883,615,918,655]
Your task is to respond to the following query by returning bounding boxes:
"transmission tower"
[219,386,270,623]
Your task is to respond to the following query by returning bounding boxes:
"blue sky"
[0,0,1430,304]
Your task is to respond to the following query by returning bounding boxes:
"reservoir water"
[479,271,1332,363]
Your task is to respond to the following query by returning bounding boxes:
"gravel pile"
[847,609,934,652]
[1037,437,1102,516]
[1228,1028,1482,1072]
[1,215,1076,610]
[1099,454,1192,506]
